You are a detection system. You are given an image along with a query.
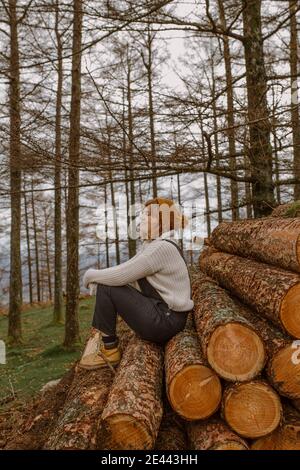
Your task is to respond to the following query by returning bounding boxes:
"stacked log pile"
[2,216,300,451]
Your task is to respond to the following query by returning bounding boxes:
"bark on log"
[186,416,249,450]
[252,404,300,450]
[192,272,266,381]
[165,313,222,420]
[101,334,164,450]
[209,217,300,273]
[271,201,300,218]
[199,248,300,338]
[222,380,282,439]
[44,322,133,450]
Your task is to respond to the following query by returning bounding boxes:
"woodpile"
[3,216,300,450]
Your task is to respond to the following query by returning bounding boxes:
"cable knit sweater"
[82,230,194,312]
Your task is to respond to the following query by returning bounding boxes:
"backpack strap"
[162,239,192,300]
[137,239,193,310]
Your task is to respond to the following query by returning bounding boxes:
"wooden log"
[44,322,133,450]
[101,334,164,450]
[222,292,300,399]
[222,380,282,439]
[199,248,300,338]
[186,416,249,450]
[271,201,300,218]
[252,404,300,450]
[154,402,188,450]
[192,273,266,381]
[209,217,300,273]
[165,313,222,420]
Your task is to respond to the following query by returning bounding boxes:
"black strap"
[163,239,192,300]
[137,239,192,310]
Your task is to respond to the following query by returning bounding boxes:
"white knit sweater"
[82,230,194,312]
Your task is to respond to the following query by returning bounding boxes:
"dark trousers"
[92,283,189,346]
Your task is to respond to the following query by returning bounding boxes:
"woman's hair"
[144,197,188,237]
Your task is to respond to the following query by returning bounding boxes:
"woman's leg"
[92,283,188,346]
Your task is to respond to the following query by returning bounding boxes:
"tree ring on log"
[168,364,222,420]
[223,381,282,438]
[102,414,152,450]
[211,441,249,450]
[207,322,266,382]
[268,344,300,399]
[280,283,300,338]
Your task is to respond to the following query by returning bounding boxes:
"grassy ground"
[0,296,95,402]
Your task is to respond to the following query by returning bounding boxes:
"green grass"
[0,296,96,402]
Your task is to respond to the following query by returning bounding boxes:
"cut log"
[155,402,188,450]
[186,416,249,450]
[209,217,300,273]
[101,334,164,450]
[252,404,300,450]
[222,380,282,439]
[44,322,133,450]
[225,292,300,399]
[165,313,222,420]
[199,248,300,338]
[192,273,266,381]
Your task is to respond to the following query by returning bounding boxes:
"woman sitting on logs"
[79,197,194,370]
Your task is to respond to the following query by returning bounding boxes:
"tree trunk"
[165,314,222,420]
[8,0,22,344]
[186,416,249,450]
[23,179,33,305]
[209,216,300,273]
[64,0,82,347]
[31,179,41,303]
[222,379,282,439]
[217,0,239,221]
[192,272,266,382]
[101,334,164,450]
[43,209,52,301]
[126,48,136,258]
[53,0,64,324]
[289,0,300,200]
[242,0,275,217]
[199,247,300,338]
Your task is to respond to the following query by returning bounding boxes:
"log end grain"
[207,323,266,382]
[223,381,282,439]
[212,441,248,450]
[280,283,300,338]
[168,364,222,421]
[252,406,300,450]
[102,414,153,450]
[268,344,300,399]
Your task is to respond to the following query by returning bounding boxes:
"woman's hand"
[83,268,94,290]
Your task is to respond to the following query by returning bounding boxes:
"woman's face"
[139,206,160,240]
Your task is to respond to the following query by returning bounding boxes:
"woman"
[79,197,194,370]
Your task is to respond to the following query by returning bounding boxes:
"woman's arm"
[82,252,158,289]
